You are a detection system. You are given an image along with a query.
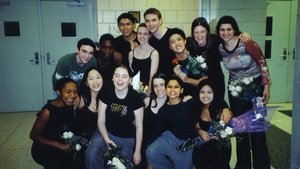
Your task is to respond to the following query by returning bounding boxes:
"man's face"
[118,18,135,37]
[77,45,94,64]
[100,40,114,59]
[144,14,161,34]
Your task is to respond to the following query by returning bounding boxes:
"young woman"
[186,17,251,99]
[129,23,159,88]
[146,75,198,169]
[75,67,104,141]
[216,15,271,169]
[30,78,78,169]
[85,65,144,169]
[192,79,232,169]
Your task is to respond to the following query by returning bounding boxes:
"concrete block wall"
[95,0,199,41]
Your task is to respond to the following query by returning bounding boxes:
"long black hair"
[149,72,168,108]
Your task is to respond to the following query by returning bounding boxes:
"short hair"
[216,15,241,36]
[99,33,115,48]
[77,38,96,51]
[166,75,184,89]
[144,7,162,19]
[117,12,137,25]
[55,77,77,92]
[169,28,186,40]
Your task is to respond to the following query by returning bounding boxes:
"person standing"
[52,38,96,90]
[129,23,159,88]
[115,12,139,67]
[216,15,271,169]
[144,8,176,77]
[85,65,144,169]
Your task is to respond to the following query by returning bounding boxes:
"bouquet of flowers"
[61,131,88,158]
[177,97,278,152]
[104,144,133,169]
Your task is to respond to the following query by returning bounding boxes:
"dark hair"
[149,72,167,107]
[197,79,227,119]
[113,64,133,78]
[216,15,241,36]
[117,12,137,25]
[137,23,151,34]
[79,67,103,106]
[191,17,210,35]
[169,28,186,42]
[77,38,96,51]
[55,77,77,92]
[99,33,116,48]
[144,7,162,19]
[166,75,184,89]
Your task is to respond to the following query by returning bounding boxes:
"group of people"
[30,7,271,169]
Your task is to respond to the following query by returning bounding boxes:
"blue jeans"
[85,129,135,169]
[146,131,193,169]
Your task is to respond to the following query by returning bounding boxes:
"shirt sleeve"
[245,40,271,85]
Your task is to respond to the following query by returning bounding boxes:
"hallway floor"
[0,103,292,169]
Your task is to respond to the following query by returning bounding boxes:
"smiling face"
[219,23,235,42]
[193,25,208,46]
[77,45,94,65]
[137,26,151,45]
[112,67,132,91]
[166,79,183,101]
[199,85,214,106]
[57,82,78,106]
[86,69,103,93]
[144,13,161,34]
[169,33,186,54]
[118,18,135,37]
[153,78,166,99]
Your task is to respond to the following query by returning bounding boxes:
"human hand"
[263,84,269,104]
[219,108,232,124]
[198,130,210,142]
[105,139,116,148]
[173,64,182,75]
[133,151,141,165]
[239,32,251,42]
[131,41,139,50]
[182,95,192,102]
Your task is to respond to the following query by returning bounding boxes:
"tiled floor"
[0,103,292,169]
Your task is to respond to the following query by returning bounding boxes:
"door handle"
[280,48,287,60]
[29,52,39,64]
[46,52,56,65]
[293,48,295,60]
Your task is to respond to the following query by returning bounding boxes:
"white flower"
[242,77,254,85]
[231,91,239,97]
[235,86,242,92]
[75,144,82,151]
[200,63,207,69]
[228,85,235,91]
[62,131,73,139]
[196,55,205,63]
[219,120,225,127]
[225,127,233,135]
[262,66,268,71]
[112,157,126,169]
[219,130,228,138]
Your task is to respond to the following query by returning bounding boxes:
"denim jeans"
[146,131,193,169]
[85,129,135,169]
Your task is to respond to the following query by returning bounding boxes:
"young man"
[144,8,176,77]
[52,38,96,90]
[115,12,139,67]
[95,33,122,85]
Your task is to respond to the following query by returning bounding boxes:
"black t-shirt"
[100,87,144,138]
[115,34,138,67]
[149,28,176,77]
[153,99,199,140]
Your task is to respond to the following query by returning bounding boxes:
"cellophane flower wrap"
[177,97,277,152]
[104,144,133,169]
